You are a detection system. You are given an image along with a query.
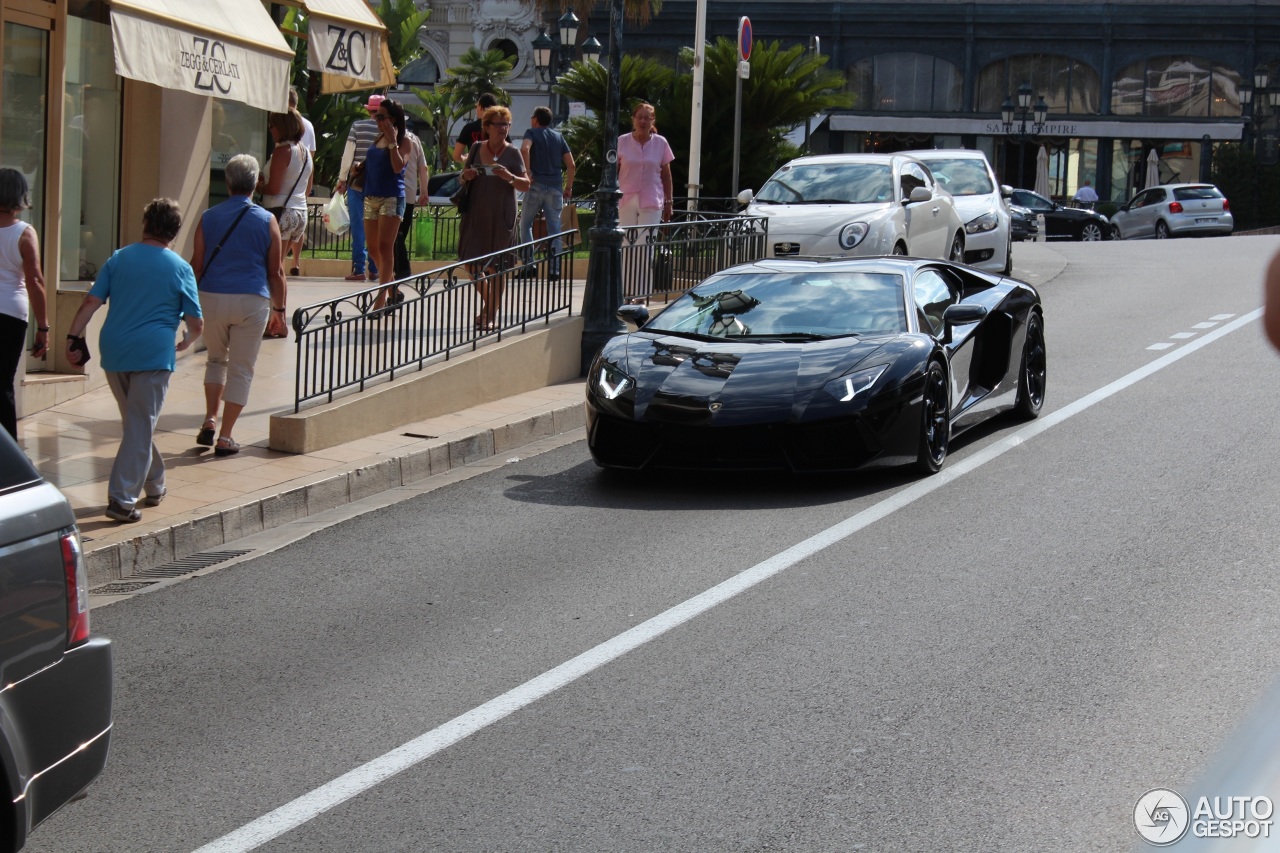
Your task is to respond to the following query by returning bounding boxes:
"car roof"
[777,153,918,168]
[902,148,991,162]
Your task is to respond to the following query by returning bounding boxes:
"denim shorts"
[364,195,406,220]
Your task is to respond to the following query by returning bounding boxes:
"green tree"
[554,38,850,200]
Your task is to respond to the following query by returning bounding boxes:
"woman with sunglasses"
[364,100,413,312]
[457,105,529,331]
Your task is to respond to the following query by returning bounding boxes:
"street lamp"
[579,0,625,373]
[532,12,601,124]
[1240,64,1280,168]
[1001,82,1049,191]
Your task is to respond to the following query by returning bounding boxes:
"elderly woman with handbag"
[193,154,286,457]
[457,106,529,331]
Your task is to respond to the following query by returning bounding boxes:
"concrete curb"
[84,400,587,588]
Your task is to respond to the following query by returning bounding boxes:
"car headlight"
[839,222,870,250]
[965,211,998,234]
[824,364,888,403]
[593,361,635,400]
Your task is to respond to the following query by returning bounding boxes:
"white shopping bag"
[323,194,349,236]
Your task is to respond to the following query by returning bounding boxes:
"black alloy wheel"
[914,360,950,474]
[1014,311,1047,419]
[1155,221,1171,239]
[1078,222,1104,242]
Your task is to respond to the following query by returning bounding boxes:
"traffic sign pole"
[732,17,752,197]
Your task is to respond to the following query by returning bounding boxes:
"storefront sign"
[308,19,381,83]
[831,114,1244,141]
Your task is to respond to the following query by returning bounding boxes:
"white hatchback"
[905,149,1013,274]
[736,153,966,263]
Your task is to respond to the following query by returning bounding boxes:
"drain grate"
[133,549,254,579]
[93,581,158,595]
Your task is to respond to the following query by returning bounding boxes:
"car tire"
[1002,240,1013,274]
[914,360,949,475]
[1110,222,1122,240]
[1014,311,1047,419]
[948,233,965,262]
[892,242,908,256]
[1155,221,1171,239]
[1078,222,1104,242]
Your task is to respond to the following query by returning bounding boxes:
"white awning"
[110,0,293,113]
[304,0,387,85]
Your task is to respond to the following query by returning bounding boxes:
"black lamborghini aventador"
[586,256,1046,474]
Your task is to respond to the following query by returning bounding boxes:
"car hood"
[609,332,908,424]
[951,195,1002,220]
[745,201,895,234]
[1050,206,1108,223]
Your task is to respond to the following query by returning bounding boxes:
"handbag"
[450,143,480,213]
[347,159,365,192]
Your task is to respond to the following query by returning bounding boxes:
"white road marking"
[1192,322,1219,329]
[191,308,1265,853]
[1170,332,1197,339]
[1147,342,1175,351]
[1211,314,1236,321]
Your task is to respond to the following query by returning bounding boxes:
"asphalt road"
[27,235,1280,853]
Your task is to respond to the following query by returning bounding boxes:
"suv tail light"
[60,528,90,647]
[1169,201,1184,214]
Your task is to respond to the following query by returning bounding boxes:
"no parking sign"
[737,17,752,79]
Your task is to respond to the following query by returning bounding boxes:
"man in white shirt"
[394,131,431,279]
[1073,179,1099,205]
[289,88,316,159]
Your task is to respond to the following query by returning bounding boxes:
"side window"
[914,270,957,337]
[901,163,928,199]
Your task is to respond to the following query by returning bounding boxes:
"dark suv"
[0,430,112,851]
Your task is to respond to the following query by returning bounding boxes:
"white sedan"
[737,153,966,263]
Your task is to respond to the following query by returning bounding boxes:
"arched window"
[848,53,962,112]
[1112,56,1243,117]
[976,55,1101,115]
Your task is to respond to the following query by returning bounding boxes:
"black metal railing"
[618,212,769,301]
[302,201,465,262]
[290,231,577,411]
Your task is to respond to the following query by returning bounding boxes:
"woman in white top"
[0,168,48,440]
[259,109,312,337]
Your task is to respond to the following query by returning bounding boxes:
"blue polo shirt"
[522,126,571,188]
[89,243,201,373]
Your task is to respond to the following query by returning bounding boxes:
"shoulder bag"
[199,204,251,284]
[450,143,480,214]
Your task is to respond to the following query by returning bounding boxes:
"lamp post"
[532,12,601,125]
[1240,64,1280,227]
[579,0,626,374]
[1001,82,1048,189]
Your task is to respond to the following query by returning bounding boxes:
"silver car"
[906,149,1013,273]
[1109,183,1234,240]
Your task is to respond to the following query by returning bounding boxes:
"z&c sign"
[309,22,377,81]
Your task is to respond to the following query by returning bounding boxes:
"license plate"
[1195,217,1218,224]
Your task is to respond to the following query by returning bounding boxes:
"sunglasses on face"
[487,122,511,127]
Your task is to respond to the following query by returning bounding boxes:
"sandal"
[214,436,241,457]
[197,418,216,447]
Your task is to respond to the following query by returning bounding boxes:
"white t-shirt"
[0,221,32,322]
[300,116,316,155]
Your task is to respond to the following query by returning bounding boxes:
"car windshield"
[921,159,994,196]
[754,163,894,205]
[646,270,908,339]
[1173,186,1223,201]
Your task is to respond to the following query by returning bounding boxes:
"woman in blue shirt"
[363,100,412,312]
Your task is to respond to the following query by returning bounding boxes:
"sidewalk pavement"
[18,274,589,590]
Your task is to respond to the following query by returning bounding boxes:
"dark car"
[427,171,461,206]
[1008,188,1111,241]
[1008,202,1039,242]
[0,430,112,851]
[586,256,1046,474]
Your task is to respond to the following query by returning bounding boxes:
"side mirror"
[737,189,755,205]
[907,186,933,204]
[1000,184,1013,198]
[942,303,987,325]
[617,304,650,329]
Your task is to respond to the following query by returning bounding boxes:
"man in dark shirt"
[452,93,499,165]
[517,106,575,280]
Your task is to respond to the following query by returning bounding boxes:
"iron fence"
[618,212,769,301]
[290,231,576,411]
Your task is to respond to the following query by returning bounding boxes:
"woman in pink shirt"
[618,102,675,228]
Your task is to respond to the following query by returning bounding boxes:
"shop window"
[1112,56,1243,118]
[60,13,121,281]
[848,54,962,112]
[210,100,267,208]
[0,22,48,229]
[976,55,1101,115]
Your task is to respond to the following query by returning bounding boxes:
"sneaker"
[548,272,560,281]
[142,489,167,507]
[105,499,141,523]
